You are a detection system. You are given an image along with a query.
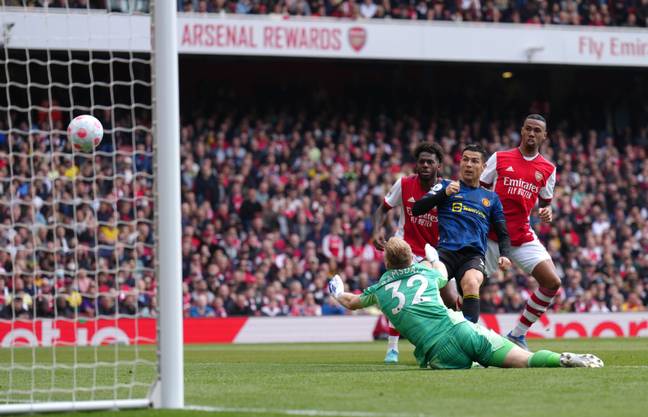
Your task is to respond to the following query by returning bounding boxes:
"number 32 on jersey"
[384,275,431,315]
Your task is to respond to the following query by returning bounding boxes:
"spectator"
[322,295,346,315]
[229,293,254,316]
[239,188,263,231]
[261,299,284,316]
[212,297,228,317]
[360,0,377,18]
[189,293,216,317]
[623,293,646,312]
[236,0,252,14]
[322,219,345,263]
[1,294,30,320]
[302,293,322,316]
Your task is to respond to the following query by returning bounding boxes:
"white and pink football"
[67,115,103,152]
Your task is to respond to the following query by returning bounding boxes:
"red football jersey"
[480,148,556,246]
[383,174,439,257]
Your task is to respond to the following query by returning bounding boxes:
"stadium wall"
[1,314,646,346]
[2,9,648,66]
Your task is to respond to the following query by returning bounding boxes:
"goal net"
[0,1,180,413]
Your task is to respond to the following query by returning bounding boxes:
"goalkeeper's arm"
[336,293,364,310]
[328,275,364,310]
[328,244,447,312]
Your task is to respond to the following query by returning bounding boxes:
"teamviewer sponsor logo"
[348,27,366,52]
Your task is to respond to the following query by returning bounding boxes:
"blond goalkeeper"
[328,237,603,369]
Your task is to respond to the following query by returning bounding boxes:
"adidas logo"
[407,197,416,203]
[506,166,514,172]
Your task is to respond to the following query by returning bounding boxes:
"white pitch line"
[187,405,433,417]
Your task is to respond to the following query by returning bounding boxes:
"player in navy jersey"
[413,144,512,323]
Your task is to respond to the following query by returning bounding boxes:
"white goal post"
[0,0,183,413]
[152,0,184,410]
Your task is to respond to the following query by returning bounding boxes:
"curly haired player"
[372,142,459,363]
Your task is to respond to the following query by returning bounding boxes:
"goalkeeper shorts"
[425,321,513,369]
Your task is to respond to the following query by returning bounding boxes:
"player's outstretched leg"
[385,321,399,364]
[526,350,603,368]
[490,344,604,368]
[508,260,561,350]
[462,320,604,369]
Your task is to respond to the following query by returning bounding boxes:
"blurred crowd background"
[0,25,647,323]
[171,92,648,318]
[178,0,648,27]
[3,0,647,28]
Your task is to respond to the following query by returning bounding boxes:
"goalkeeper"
[328,237,603,369]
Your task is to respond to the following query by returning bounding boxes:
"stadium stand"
[3,84,647,319]
[177,0,648,27]
[6,0,648,28]
[173,107,648,317]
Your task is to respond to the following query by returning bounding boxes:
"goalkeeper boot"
[384,349,399,364]
[559,353,604,368]
[506,331,530,351]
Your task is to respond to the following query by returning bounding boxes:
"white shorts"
[485,238,551,276]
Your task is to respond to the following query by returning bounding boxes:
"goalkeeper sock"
[528,350,561,368]
[462,295,480,323]
[388,336,399,351]
[387,321,399,351]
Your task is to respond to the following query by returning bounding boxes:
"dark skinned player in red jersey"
[372,142,459,363]
[481,115,560,350]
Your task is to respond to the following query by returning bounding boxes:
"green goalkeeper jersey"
[359,263,466,367]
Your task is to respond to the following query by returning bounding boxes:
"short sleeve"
[480,153,497,188]
[490,194,506,224]
[384,178,402,208]
[539,169,556,202]
[359,285,378,308]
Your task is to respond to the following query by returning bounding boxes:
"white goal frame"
[0,0,183,413]
[152,0,184,410]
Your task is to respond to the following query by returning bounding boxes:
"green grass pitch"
[1,338,647,417]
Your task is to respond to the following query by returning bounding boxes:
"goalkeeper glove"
[328,274,344,298]
[425,244,439,263]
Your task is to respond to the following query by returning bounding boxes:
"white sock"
[510,322,530,338]
[388,336,399,351]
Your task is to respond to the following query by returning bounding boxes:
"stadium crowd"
[4,0,648,28]
[2,97,648,320]
[179,0,648,27]
[0,108,157,320]
[169,109,648,318]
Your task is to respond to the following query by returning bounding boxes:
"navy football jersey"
[427,180,505,256]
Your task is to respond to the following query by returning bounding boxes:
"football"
[67,114,103,152]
